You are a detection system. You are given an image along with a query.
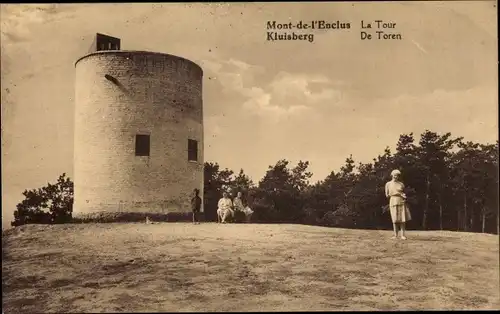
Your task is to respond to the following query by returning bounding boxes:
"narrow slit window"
[135,134,150,156]
[188,139,198,162]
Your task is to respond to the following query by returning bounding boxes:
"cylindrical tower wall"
[74,51,204,214]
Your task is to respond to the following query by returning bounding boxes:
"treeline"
[204,130,499,234]
[10,130,498,234]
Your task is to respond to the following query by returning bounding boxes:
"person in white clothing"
[217,192,234,223]
[233,191,254,222]
[385,169,412,240]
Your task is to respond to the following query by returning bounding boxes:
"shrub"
[72,212,194,224]
[12,173,73,227]
[302,207,324,225]
[320,204,360,228]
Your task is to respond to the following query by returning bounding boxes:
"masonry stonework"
[74,51,204,215]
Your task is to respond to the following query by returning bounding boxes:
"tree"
[230,169,254,197]
[451,141,499,233]
[11,173,74,227]
[416,131,461,230]
[451,141,481,231]
[254,160,312,223]
[307,156,365,228]
[480,142,499,234]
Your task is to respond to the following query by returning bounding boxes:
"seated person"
[217,191,234,223]
[233,191,254,222]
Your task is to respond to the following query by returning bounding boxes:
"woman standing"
[385,169,412,240]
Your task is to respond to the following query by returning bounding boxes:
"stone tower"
[73,33,204,215]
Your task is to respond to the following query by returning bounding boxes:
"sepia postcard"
[1,2,498,312]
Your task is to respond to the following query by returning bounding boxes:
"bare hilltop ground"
[2,223,499,312]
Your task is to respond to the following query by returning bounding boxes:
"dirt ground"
[2,223,499,312]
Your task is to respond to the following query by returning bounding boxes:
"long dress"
[234,197,254,216]
[385,180,412,223]
[233,197,244,211]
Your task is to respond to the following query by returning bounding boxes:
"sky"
[1,2,498,229]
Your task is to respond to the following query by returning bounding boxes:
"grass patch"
[2,223,499,312]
